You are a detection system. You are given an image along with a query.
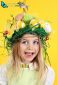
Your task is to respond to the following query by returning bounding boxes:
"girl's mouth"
[24,52,34,56]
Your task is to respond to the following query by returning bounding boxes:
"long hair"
[6,36,48,85]
[10,36,47,77]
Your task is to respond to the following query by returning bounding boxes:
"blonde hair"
[9,36,47,77]
[6,35,48,85]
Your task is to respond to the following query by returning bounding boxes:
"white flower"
[44,22,52,33]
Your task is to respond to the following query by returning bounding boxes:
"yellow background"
[0,0,57,85]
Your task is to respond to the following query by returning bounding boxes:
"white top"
[0,65,8,85]
[0,64,55,85]
[44,66,55,85]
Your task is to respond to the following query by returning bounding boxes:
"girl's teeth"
[25,52,34,55]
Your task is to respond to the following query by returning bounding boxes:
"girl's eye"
[33,41,39,45]
[21,41,28,45]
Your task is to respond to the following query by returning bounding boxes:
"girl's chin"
[23,56,34,62]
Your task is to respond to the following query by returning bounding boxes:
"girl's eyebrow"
[21,39,27,41]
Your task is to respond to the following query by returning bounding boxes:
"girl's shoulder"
[0,64,8,72]
[47,65,55,78]
[0,64,8,85]
[45,65,55,85]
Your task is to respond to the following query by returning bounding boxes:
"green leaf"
[23,14,35,22]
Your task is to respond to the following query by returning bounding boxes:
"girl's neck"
[19,61,38,70]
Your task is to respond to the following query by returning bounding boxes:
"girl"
[0,13,55,85]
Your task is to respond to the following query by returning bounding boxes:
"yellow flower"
[39,20,45,28]
[30,19,38,26]
[7,29,14,38]
[17,21,25,28]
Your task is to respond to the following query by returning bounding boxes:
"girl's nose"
[27,43,33,50]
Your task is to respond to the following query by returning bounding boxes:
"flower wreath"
[3,13,51,64]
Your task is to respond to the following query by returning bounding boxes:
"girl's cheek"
[35,46,39,51]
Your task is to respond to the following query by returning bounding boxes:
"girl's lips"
[24,52,34,56]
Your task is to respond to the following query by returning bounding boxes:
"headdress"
[3,13,51,47]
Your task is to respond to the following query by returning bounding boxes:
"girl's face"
[18,34,40,64]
